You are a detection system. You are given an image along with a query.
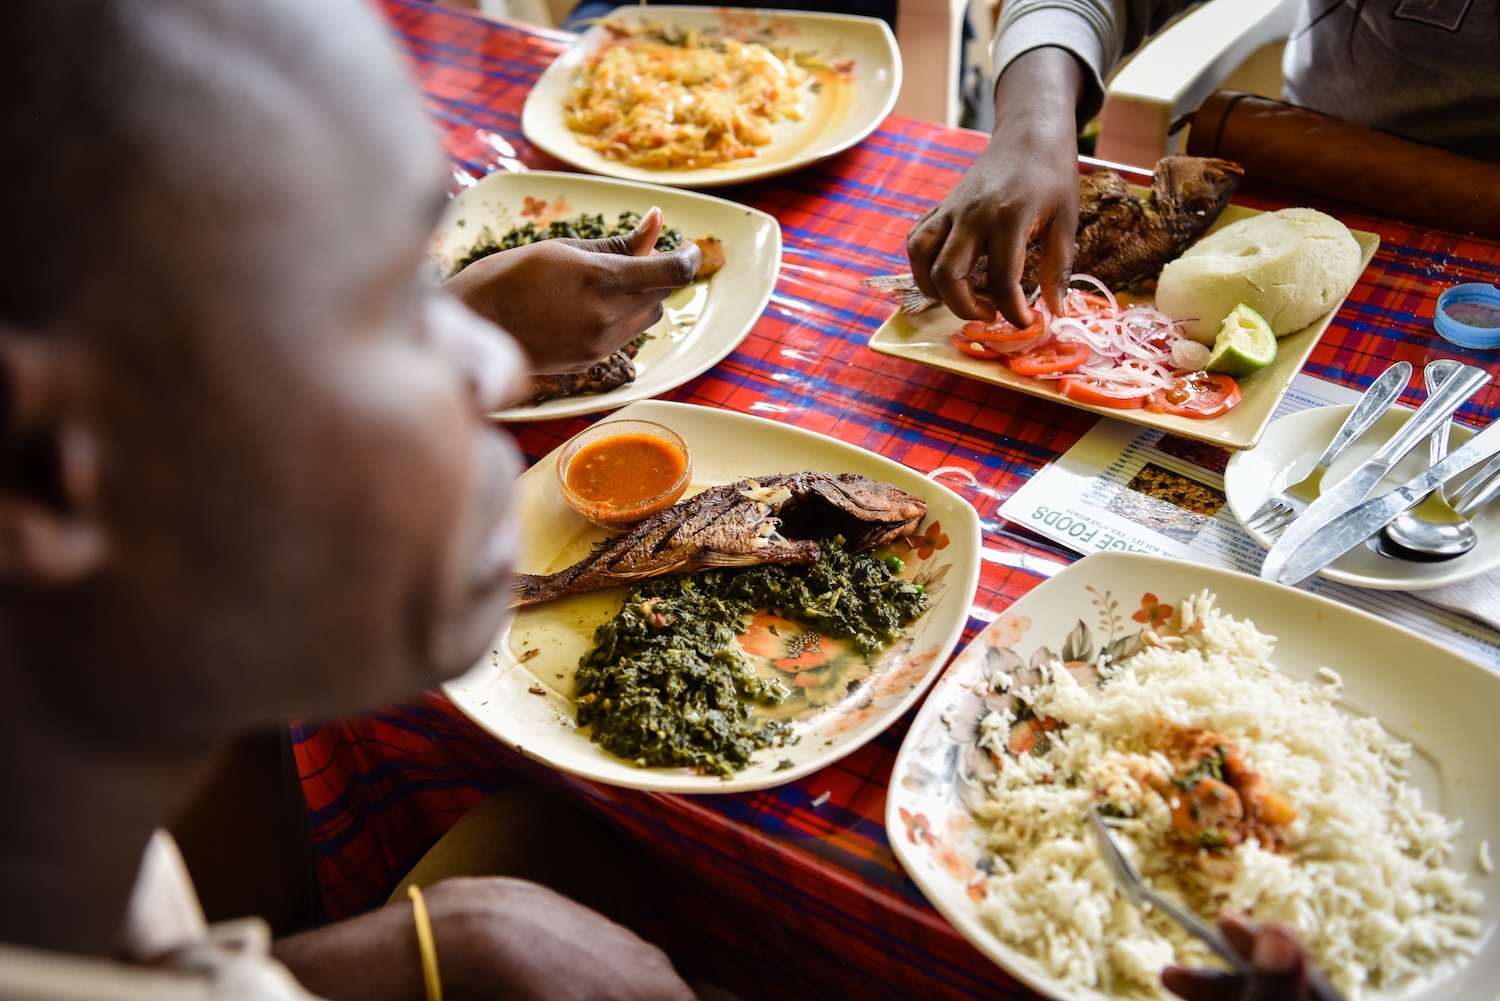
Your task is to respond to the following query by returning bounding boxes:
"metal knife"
[1277,361,1413,504]
[1270,416,1500,584]
[1260,364,1491,582]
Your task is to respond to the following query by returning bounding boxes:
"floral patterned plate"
[444,399,981,793]
[887,551,1500,1000]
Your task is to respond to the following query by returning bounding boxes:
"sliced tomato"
[1145,371,1243,418]
[1057,376,1154,409]
[951,333,1007,360]
[1009,341,1091,377]
[960,314,1047,345]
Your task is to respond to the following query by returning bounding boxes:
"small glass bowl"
[556,419,692,529]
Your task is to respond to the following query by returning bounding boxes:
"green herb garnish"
[448,210,684,276]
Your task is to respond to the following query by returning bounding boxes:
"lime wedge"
[1205,304,1277,376]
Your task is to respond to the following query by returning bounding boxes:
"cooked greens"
[449,210,685,276]
[574,538,928,777]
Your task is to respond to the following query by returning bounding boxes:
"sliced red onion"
[1118,304,1179,328]
[1069,273,1119,316]
[1171,340,1211,370]
[952,277,1212,395]
[990,333,1049,354]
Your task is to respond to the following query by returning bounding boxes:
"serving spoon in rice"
[1088,807,1252,976]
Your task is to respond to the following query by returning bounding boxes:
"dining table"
[290,2,1500,998]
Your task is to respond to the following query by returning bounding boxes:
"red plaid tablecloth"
[293,3,1500,997]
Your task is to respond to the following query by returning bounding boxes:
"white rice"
[972,592,1481,1000]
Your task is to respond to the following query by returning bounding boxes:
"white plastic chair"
[477,0,558,28]
[1094,0,1298,168]
[893,0,996,125]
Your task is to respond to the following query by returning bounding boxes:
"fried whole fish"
[513,471,926,607]
[863,155,1245,315]
[527,342,639,405]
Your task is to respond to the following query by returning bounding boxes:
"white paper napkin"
[1414,572,1500,631]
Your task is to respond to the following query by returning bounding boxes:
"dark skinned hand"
[273,876,698,1001]
[444,206,701,375]
[905,46,1085,328]
[1162,914,1347,1001]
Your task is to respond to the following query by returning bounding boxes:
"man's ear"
[0,330,108,585]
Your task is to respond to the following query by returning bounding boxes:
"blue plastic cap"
[1435,283,1500,349]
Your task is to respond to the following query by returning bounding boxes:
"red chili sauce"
[565,433,688,516]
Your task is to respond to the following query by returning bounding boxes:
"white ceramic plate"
[888,551,1500,1001]
[432,171,781,421]
[443,399,981,793]
[868,204,1379,451]
[520,7,900,188]
[1225,404,1500,590]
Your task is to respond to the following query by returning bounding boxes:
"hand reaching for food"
[444,206,701,375]
[904,47,1085,327]
[1162,914,1346,1001]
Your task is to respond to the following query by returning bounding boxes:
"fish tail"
[896,289,938,315]
[861,272,941,315]
[860,272,916,291]
[510,573,554,608]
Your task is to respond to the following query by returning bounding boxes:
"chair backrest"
[893,0,995,125]
[1094,0,1298,168]
[477,0,557,29]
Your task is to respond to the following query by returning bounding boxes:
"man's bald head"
[0,0,523,748]
[0,1,532,957]
[0,0,443,334]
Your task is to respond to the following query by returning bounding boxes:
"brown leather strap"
[1186,90,1500,240]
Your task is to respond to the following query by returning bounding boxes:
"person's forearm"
[992,0,1207,126]
[991,46,1086,145]
[273,903,427,1001]
[904,41,1091,324]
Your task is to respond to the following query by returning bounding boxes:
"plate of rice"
[522,7,900,187]
[888,551,1496,1000]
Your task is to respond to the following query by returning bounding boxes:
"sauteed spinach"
[449,210,684,275]
[574,537,928,777]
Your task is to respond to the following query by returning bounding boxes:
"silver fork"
[1452,451,1500,513]
[1087,808,1251,975]
[1245,362,1412,535]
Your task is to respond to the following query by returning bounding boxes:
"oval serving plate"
[444,399,981,793]
[521,7,900,188]
[887,551,1499,1000]
[432,170,781,422]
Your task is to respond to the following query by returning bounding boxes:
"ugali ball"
[1155,208,1362,343]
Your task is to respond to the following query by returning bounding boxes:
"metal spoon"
[1371,360,1479,561]
[1372,452,1500,561]
[1087,807,1251,975]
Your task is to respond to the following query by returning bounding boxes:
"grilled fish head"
[1150,155,1245,243]
[770,472,926,551]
